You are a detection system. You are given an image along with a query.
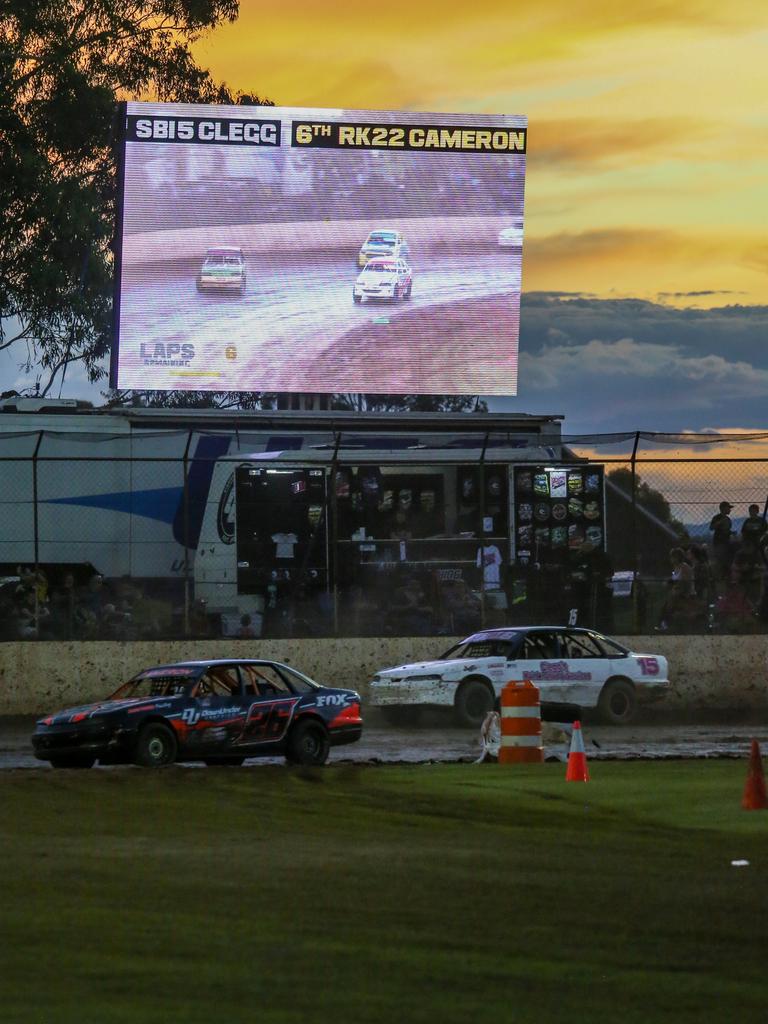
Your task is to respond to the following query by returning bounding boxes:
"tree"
[608,467,688,537]
[0,0,269,396]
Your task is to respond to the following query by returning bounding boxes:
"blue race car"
[32,659,363,768]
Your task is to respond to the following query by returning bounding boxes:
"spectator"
[686,543,714,627]
[49,572,78,638]
[237,613,256,638]
[386,576,433,635]
[130,585,173,638]
[658,547,697,632]
[709,501,735,580]
[440,578,481,634]
[100,602,133,640]
[757,533,768,624]
[189,597,212,637]
[13,586,50,639]
[740,504,767,562]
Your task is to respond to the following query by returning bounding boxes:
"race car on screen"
[196,246,246,295]
[369,626,669,727]
[353,259,413,303]
[32,659,363,768]
[357,229,409,267]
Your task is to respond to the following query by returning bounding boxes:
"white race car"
[357,229,409,268]
[353,258,413,303]
[369,626,669,727]
[196,246,246,295]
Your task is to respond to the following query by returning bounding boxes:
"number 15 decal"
[637,657,659,676]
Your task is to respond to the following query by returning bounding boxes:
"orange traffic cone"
[565,720,590,782]
[742,739,767,810]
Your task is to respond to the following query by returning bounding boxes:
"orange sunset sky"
[193,0,768,307]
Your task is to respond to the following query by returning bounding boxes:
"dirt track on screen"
[300,293,519,393]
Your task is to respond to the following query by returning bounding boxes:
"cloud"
[528,117,707,167]
[490,294,768,433]
[656,290,746,299]
[519,293,768,367]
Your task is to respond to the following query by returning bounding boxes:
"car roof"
[460,626,604,642]
[140,659,291,672]
[205,246,243,255]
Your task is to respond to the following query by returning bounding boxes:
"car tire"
[597,679,637,725]
[285,719,330,766]
[404,282,412,300]
[454,679,495,728]
[204,756,245,767]
[48,755,95,769]
[134,722,177,767]
[196,279,203,293]
[353,293,362,304]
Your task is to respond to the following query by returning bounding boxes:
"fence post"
[330,432,341,637]
[631,431,640,633]
[479,432,488,627]
[31,431,43,628]
[182,431,192,637]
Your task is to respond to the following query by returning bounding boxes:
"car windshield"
[366,264,395,273]
[108,667,198,700]
[439,638,517,660]
[204,257,241,267]
[368,233,397,244]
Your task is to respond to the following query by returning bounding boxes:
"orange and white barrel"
[498,680,544,764]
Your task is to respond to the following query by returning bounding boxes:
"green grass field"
[2,761,767,1023]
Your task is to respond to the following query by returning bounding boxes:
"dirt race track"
[3,710,766,770]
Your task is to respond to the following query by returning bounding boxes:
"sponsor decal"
[316,694,348,708]
[217,473,235,545]
[225,345,237,361]
[522,660,592,682]
[139,342,195,367]
[293,121,526,153]
[127,116,281,147]
[200,705,242,720]
[181,707,202,726]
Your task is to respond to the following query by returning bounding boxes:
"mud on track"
[3,711,766,770]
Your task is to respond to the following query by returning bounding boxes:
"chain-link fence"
[1,427,766,641]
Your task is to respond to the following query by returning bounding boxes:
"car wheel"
[134,722,177,767]
[196,279,203,293]
[353,293,362,303]
[285,720,330,766]
[454,679,495,728]
[204,756,245,767]
[597,680,637,725]
[405,282,412,299]
[49,755,95,769]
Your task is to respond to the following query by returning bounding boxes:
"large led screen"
[112,103,527,395]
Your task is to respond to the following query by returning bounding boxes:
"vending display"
[513,465,604,563]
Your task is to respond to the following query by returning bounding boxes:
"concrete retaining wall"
[1,635,766,716]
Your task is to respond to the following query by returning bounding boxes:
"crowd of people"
[1,501,766,641]
[0,570,179,641]
[656,502,768,633]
